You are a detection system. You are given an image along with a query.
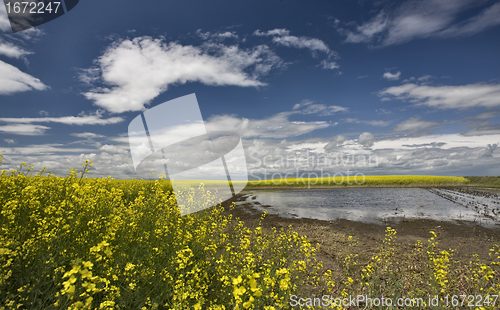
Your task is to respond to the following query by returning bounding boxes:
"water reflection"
[237,188,500,228]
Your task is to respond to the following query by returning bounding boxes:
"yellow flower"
[233,275,243,285]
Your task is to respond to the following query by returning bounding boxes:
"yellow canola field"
[248,175,469,187]
[0,160,322,309]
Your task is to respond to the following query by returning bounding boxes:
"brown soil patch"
[221,192,500,266]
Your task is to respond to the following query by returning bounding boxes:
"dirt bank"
[222,191,500,266]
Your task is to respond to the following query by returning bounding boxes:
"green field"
[466,176,500,188]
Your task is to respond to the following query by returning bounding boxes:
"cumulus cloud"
[379,82,500,109]
[4,139,15,144]
[0,60,48,95]
[478,143,498,158]
[2,131,500,179]
[394,116,440,133]
[82,37,283,113]
[358,132,375,147]
[382,71,401,80]
[338,0,500,46]
[324,135,346,150]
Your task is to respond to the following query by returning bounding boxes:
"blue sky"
[1,0,500,179]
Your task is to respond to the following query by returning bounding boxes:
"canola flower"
[331,227,499,309]
[0,157,323,309]
[0,155,498,309]
[247,175,469,187]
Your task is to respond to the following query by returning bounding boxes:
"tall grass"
[466,176,500,188]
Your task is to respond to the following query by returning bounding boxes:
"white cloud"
[0,6,40,60]
[253,28,338,59]
[215,31,239,39]
[0,124,49,135]
[379,82,500,109]
[358,132,375,147]
[0,114,124,125]
[0,144,96,156]
[324,135,346,150]
[272,35,330,54]
[461,125,500,137]
[2,131,500,179]
[437,2,500,37]
[394,116,440,133]
[199,101,344,140]
[253,29,290,36]
[339,0,500,46]
[195,29,211,40]
[71,132,106,139]
[342,11,389,44]
[373,133,500,150]
[4,139,15,144]
[204,112,331,139]
[0,40,31,58]
[99,144,128,154]
[82,37,283,113]
[344,118,391,127]
[292,99,348,115]
[0,147,138,179]
[319,60,339,70]
[196,29,239,40]
[0,60,48,95]
[402,75,433,83]
[77,68,100,86]
[382,71,401,80]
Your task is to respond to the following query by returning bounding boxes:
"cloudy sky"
[1,0,500,179]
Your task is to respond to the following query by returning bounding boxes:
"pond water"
[236,188,500,228]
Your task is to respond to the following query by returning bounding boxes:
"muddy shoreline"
[222,189,500,264]
[243,184,500,191]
